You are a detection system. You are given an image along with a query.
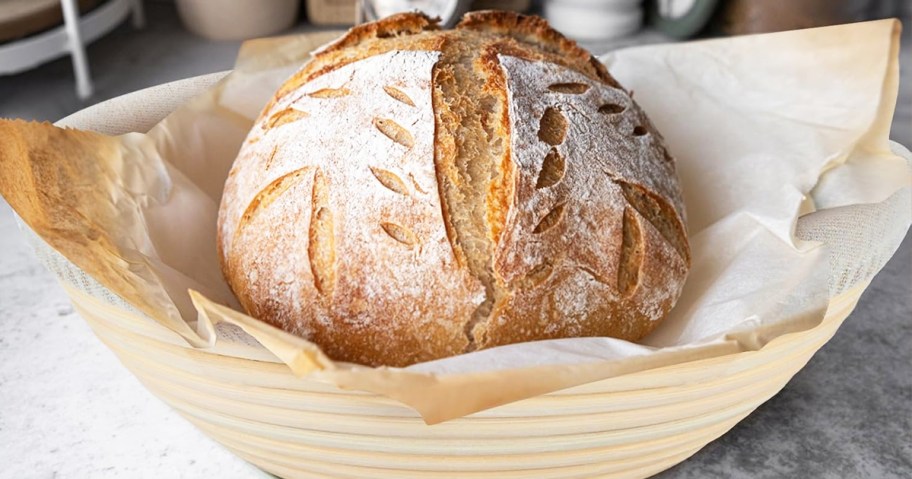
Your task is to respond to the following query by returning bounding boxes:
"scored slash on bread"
[218,11,690,367]
[479,53,688,350]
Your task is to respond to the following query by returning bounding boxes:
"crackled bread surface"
[218,11,690,367]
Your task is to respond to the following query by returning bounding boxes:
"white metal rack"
[0,0,144,99]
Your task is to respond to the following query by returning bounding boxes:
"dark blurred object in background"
[0,0,101,43]
[472,0,531,11]
[714,0,886,35]
[650,0,909,39]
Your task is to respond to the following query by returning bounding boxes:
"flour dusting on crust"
[473,55,688,348]
[220,51,484,365]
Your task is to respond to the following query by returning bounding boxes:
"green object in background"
[649,0,719,38]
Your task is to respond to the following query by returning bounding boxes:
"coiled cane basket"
[21,72,903,479]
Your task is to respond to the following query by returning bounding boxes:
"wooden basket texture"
[39,74,870,478]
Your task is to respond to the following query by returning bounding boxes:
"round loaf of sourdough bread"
[218,11,690,367]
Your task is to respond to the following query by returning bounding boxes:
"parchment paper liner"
[0,20,908,424]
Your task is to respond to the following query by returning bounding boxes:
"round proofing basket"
[41,74,870,478]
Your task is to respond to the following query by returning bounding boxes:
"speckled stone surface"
[0,2,909,478]
[658,233,912,479]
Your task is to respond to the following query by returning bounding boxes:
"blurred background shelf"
[0,0,144,99]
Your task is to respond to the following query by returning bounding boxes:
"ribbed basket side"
[63,283,864,479]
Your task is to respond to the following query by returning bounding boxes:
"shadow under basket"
[20,73,888,478]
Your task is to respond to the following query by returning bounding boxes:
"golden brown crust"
[458,11,582,58]
[457,10,621,88]
[219,12,689,366]
[316,11,441,55]
[272,13,443,104]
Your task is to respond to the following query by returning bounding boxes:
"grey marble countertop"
[1,3,910,478]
